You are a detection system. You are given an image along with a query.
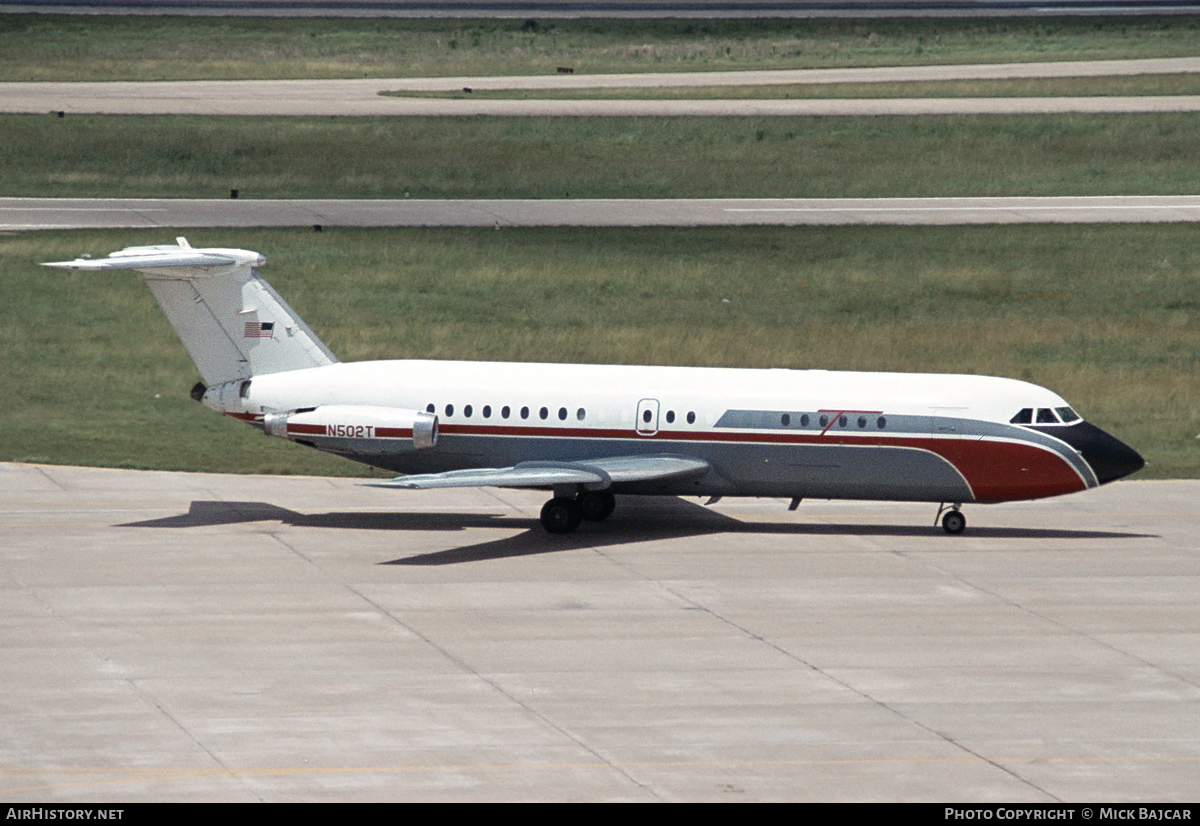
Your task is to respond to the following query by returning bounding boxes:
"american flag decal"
[244,321,274,339]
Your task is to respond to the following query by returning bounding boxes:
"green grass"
[387,74,1200,100]
[3,226,1197,479]
[5,112,1200,199]
[2,15,1199,81]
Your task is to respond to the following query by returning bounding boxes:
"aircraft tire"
[942,510,967,535]
[578,491,616,522]
[541,497,583,534]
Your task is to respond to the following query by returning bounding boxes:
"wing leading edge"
[362,454,711,491]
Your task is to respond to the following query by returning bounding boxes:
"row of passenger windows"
[1010,407,1080,425]
[425,402,887,431]
[428,403,714,427]
[790,413,886,430]
[724,409,888,430]
[657,410,698,425]
[427,403,709,426]
[428,403,586,422]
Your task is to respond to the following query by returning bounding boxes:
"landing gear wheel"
[941,510,966,535]
[541,497,583,534]
[578,491,616,522]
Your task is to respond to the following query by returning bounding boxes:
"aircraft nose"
[1055,422,1145,484]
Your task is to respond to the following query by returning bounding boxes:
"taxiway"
[6,195,1200,230]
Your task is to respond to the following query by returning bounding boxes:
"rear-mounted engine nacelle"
[262,405,438,453]
[201,379,252,414]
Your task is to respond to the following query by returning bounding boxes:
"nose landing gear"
[936,503,966,535]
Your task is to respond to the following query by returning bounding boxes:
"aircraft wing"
[362,454,710,491]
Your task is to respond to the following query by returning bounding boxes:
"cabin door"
[636,398,660,436]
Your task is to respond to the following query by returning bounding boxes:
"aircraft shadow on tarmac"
[119,497,1155,566]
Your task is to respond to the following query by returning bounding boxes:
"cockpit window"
[1010,408,1033,424]
[1056,407,1080,423]
[1036,408,1059,424]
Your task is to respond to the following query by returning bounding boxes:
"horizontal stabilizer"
[44,251,239,270]
[363,454,710,491]
[43,238,263,276]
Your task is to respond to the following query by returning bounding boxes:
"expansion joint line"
[587,539,1060,801]
[341,567,664,800]
[128,680,262,801]
[912,550,1200,695]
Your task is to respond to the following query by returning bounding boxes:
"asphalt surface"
[2,462,1197,802]
[11,88,1200,116]
[7,196,1200,230]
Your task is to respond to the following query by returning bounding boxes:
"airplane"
[45,238,1145,536]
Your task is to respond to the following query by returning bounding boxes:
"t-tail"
[44,237,338,398]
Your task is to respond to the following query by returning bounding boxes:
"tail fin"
[44,237,337,385]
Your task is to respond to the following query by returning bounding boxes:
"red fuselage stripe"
[228,413,1087,503]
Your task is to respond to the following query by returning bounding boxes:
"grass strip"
[4,112,1200,200]
[385,74,1200,100]
[3,226,1197,479]
[2,15,1200,82]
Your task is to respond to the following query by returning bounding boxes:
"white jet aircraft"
[45,239,1144,535]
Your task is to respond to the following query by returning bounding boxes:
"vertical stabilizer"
[44,238,338,386]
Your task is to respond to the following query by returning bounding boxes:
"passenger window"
[801,414,810,427]
[520,406,529,420]
[819,414,828,427]
[687,411,696,424]
[558,407,567,421]
[1010,408,1033,424]
[666,410,675,424]
[781,413,790,426]
[839,415,848,427]
[464,405,473,418]
[539,407,549,420]
[426,403,435,413]
[444,404,454,417]
[482,405,491,419]
[501,406,510,419]
[858,416,867,429]
[1037,408,1059,424]
[876,416,887,429]
[576,408,586,421]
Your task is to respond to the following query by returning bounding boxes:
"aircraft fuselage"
[210,358,1142,506]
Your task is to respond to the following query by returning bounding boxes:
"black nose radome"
[1035,422,1145,484]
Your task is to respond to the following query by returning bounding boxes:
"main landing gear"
[540,491,616,534]
[936,502,967,535]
